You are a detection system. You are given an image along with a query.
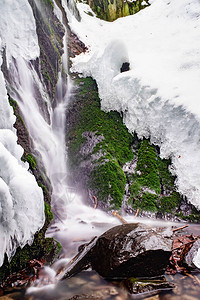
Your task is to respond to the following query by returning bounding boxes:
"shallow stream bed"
[1,222,200,300]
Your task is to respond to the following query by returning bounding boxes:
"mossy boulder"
[127,140,182,213]
[87,0,150,21]
[66,76,134,209]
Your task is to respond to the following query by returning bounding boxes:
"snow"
[68,0,200,208]
[193,248,200,269]
[0,0,39,66]
[0,0,44,267]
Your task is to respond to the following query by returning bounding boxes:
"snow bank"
[0,0,44,267]
[0,0,39,65]
[68,0,200,208]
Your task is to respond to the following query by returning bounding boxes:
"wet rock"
[120,62,130,73]
[122,276,175,294]
[80,132,105,156]
[90,223,173,278]
[60,237,98,280]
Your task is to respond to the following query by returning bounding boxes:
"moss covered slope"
[67,76,200,221]
[66,77,133,208]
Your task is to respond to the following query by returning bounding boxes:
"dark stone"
[120,62,130,73]
[90,223,173,279]
[122,276,175,294]
[61,237,98,280]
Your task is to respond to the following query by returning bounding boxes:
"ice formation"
[68,0,200,208]
[0,0,44,267]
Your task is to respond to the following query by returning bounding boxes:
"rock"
[120,62,130,73]
[60,237,98,280]
[90,223,173,278]
[122,276,175,294]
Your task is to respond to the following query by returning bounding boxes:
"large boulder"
[90,223,173,278]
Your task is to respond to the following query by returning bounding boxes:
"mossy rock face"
[66,76,134,209]
[28,0,64,99]
[87,0,150,21]
[136,139,161,194]
[89,160,127,209]
[126,139,200,219]
[127,139,180,213]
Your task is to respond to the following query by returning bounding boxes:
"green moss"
[128,179,142,201]
[0,200,60,283]
[42,0,54,9]
[128,139,183,215]
[175,210,200,223]
[44,71,54,84]
[8,95,17,111]
[158,192,180,213]
[136,140,161,194]
[157,158,175,192]
[89,160,126,208]
[8,94,24,125]
[0,234,58,283]
[88,0,150,22]
[38,182,48,195]
[70,77,133,166]
[44,202,54,223]
[133,192,158,212]
[67,77,133,208]
[21,153,37,170]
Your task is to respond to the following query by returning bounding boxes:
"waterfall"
[0,0,119,268]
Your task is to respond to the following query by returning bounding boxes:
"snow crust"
[193,248,200,269]
[68,0,200,208]
[0,0,44,267]
[0,0,39,65]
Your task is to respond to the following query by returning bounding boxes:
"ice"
[0,0,39,65]
[193,248,200,269]
[68,0,200,208]
[0,69,44,266]
[0,0,44,267]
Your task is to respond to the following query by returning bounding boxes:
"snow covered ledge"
[69,0,200,209]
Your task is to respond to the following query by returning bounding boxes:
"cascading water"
[0,0,119,271]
